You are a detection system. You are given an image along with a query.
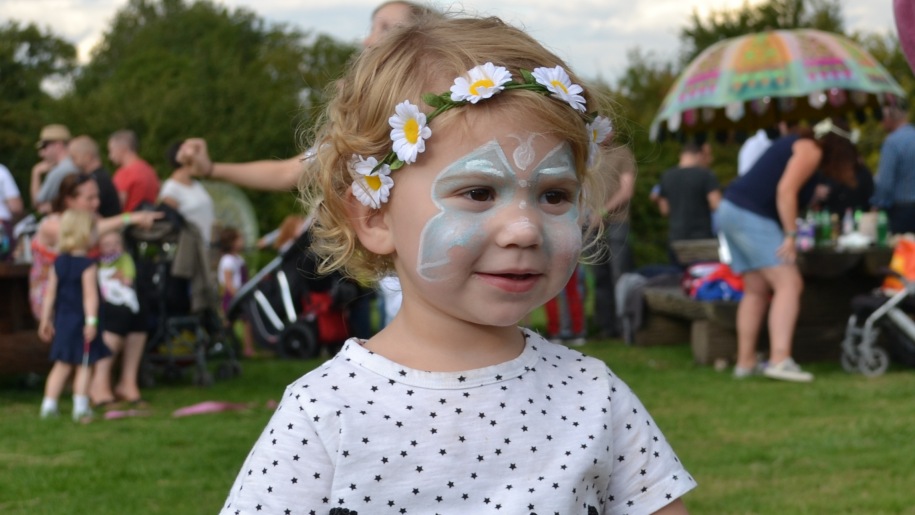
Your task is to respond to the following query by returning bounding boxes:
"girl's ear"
[347,197,395,256]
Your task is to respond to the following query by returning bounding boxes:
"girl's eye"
[542,190,571,205]
[464,188,495,202]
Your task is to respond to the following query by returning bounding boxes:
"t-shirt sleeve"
[704,170,720,194]
[0,166,21,200]
[219,384,335,515]
[603,369,696,514]
[36,167,77,204]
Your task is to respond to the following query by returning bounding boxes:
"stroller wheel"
[193,369,214,387]
[280,322,320,360]
[840,350,858,373]
[858,347,890,377]
[216,361,242,380]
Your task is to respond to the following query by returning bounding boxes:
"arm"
[604,169,635,215]
[651,498,689,515]
[96,211,163,234]
[657,197,670,216]
[707,189,722,211]
[5,196,23,219]
[223,267,237,296]
[178,138,304,191]
[775,139,822,262]
[871,139,898,209]
[81,264,99,343]
[38,267,58,342]
[30,161,51,207]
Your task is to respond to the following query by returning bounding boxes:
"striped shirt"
[872,123,915,208]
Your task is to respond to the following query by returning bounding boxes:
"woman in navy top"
[716,118,858,382]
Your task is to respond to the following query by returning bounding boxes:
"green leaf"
[423,92,447,108]
[390,159,405,171]
[520,69,536,84]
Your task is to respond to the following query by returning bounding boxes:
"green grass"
[2,342,914,514]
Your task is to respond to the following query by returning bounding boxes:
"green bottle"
[877,211,888,246]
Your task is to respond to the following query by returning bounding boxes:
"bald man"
[69,135,122,217]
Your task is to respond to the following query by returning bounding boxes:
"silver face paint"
[417,138,581,282]
[509,133,539,171]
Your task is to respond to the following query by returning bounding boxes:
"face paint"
[417,138,582,282]
[508,133,539,171]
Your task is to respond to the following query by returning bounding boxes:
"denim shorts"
[715,199,785,274]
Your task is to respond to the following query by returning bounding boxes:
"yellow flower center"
[404,118,420,144]
[551,80,569,94]
[365,175,382,192]
[469,78,495,96]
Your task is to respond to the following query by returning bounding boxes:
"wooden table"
[790,245,893,362]
[0,262,50,375]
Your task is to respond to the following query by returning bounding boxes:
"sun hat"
[36,124,72,148]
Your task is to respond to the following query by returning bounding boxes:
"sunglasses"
[38,140,61,150]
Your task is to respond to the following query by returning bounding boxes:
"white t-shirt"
[217,253,245,291]
[158,178,214,245]
[220,330,696,515]
[737,129,772,176]
[0,164,21,222]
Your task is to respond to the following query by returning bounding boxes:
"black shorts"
[101,302,146,337]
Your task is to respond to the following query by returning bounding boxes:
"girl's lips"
[475,272,542,293]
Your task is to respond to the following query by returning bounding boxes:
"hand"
[32,161,52,176]
[177,138,213,177]
[776,236,797,264]
[83,324,97,344]
[130,211,165,229]
[38,319,54,343]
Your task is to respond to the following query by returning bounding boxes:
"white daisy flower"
[449,62,513,103]
[586,116,613,166]
[532,66,587,112]
[351,156,394,208]
[389,100,432,164]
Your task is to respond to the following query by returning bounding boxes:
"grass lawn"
[2,340,914,514]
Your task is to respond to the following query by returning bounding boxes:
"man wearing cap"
[108,130,160,211]
[30,124,80,213]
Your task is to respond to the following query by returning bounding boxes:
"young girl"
[38,209,110,422]
[93,228,144,406]
[220,15,695,515]
[217,227,255,357]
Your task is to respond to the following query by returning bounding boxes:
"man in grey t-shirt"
[30,124,79,213]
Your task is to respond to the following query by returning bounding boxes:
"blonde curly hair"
[300,14,619,283]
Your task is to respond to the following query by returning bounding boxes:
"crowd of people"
[4,0,915,512]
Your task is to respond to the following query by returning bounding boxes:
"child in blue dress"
[38,209,110,422]
[220,14,695,515]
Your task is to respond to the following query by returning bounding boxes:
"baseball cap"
[36,124,72,149]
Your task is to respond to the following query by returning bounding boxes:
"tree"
[0,21,76,194]
[55,0,357,231]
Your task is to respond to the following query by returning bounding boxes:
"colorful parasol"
[650,29,906,140]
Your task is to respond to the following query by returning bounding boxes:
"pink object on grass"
[171,401,251,417]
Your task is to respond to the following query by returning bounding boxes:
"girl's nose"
[494,212,543,248]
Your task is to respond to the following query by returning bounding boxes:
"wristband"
[785,230,797,239]
[86,316,98,327]
[122,213,132,226]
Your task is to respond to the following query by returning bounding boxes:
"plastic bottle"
[796,216,814,251]
[877,211,889,246]
[842,208,854,235]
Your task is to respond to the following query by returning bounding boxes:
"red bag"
[883,238,915,292]
[304,291,350,345]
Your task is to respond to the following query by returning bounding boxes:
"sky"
[1,0,900,82]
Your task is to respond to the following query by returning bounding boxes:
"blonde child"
[38,209,110,422]
[217,227,255,357]
[220,15,695,515]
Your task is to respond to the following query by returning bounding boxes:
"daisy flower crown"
[351,63,613,208]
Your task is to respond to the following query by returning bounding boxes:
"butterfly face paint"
[417,136,582,283]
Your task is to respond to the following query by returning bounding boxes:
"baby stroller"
[226,229,353,359]
[840,271,915,376]
[129,205,241,387]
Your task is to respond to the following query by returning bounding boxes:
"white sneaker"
[763,358,813,382]
[733,361,767,379]
[40,407,59,419]
[72,408,94,423]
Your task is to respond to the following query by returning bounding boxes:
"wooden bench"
[0,262,50,375]
[638,285,740,365]
[633,239,742,365]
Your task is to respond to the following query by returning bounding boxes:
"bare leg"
[735,271,770,370]
[90,332,125,404]
[72,364,91,397]
[241,320,255,357]
[760,264,803,365]
[115,331,145,401]
[43,362,74,401]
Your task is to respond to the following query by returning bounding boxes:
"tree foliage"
[0,21,76,188]
[54,0,357,230]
